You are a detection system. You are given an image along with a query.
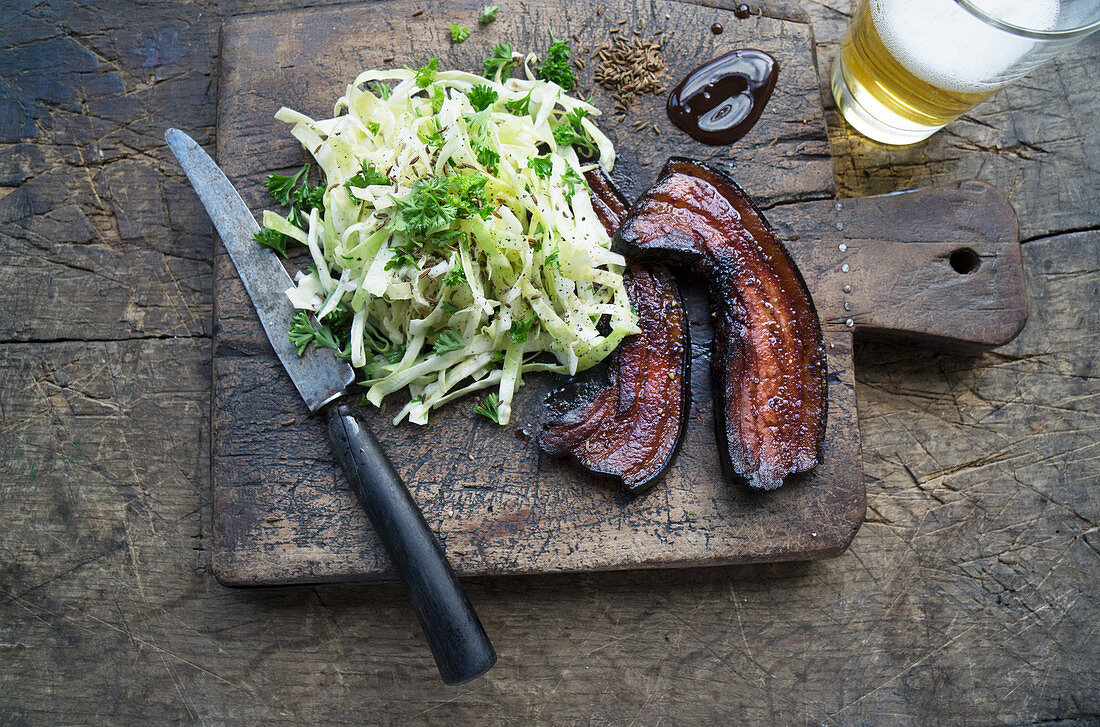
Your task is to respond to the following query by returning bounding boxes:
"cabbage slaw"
[264,52,638,426]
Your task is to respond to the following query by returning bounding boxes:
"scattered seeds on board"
[594,32,667,109]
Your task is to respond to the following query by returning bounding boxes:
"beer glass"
[832,0,1100,145]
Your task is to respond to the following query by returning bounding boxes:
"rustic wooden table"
[2,0,1097,724]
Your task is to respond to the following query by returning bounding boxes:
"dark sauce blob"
[666,49,778,146]
[711,22,723,34]
[734,4,752,19]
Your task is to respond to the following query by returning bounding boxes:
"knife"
[165,128,497,686]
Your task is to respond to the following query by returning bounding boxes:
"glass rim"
[954,0,1100,40]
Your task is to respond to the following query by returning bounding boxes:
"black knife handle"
[323,402,497,685]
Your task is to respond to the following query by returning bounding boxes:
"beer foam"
[871,0,1060,93]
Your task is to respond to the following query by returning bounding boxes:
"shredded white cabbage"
[271,56,638,425]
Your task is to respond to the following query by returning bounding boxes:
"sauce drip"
[711,22,724,34]
[666,49,778,145]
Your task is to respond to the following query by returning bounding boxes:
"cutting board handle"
[781,181,1028,348]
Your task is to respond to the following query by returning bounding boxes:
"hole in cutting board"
[949,248,981,275]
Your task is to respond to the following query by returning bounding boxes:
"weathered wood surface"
[1,0,1097,724]
[213,0,862,585]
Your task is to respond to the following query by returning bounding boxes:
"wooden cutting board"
[210,0,1027,586]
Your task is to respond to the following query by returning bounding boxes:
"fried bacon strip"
[615,158,826,490]
[537,170,690,494]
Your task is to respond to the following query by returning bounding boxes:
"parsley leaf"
[536,36,576,90]
[441,301,461,314]
[424,128,446,147]
[450,24,471,43]
[288,311,339,356]
[264,165,308,207]
[292,179,325,214]
[252,228,287,257]
[385,244,420,271]
[344,161,390,195]
[371,81,391,100]
[474,392,501,423]
[552,108,597,157]
[432,329,466,354]
[415,58,440,88]
[508,316,532,343]
[483,43,517,80]
[468,85,499,111]
[395,175,480,238]
[312,324,340,351]
[505,91,532,116]
[479,5,498,23]
[475,143,500,171]
[527,155,553,178]
[288,311,316,356]
[366,120,380,135]
[443,265,467,286]
[562,166,586,197]
[431,86,446,114]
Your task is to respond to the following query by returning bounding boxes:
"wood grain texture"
[211,0,1025,585]
[1,0,1097,724]
[211,0,852,585]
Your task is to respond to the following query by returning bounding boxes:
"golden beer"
[832,0,1062,144]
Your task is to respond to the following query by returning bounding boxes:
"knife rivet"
[842,284,851,294]
[838,243,848,252]
[835,222,844,231]
[834,202,842,211]
[844,302,852,311]
[845,318,854,327]
[841,263,850,273]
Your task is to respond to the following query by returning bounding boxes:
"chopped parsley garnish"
[545,247,561,270]
[441,301,461,314]
[536,37,576,90]
[450,25,471,43]
[395,174,491,239]
[385,243,420,271]
[468,85,499,112]
[312,324,340,351]
[562,166,586,197]
[366,121,380,135]
[432,329,466,354]
[344,161,390,195]
[552,108,597,157]
[293,179,325,215]
[504,91,532,116]
[263,163,325,229]
[475,143,500,171]
[508,316,532,343]
[474,392,501,422]
[479,5,498,24]
[372,81,391,100]
[483,43,517,80]
[264,165,307,207]
[431,86,447,114]
[415,58,440,88]
[288,311,340,356]
[252,228,287,257]
[443,265,467,286]
[527,155,552,178]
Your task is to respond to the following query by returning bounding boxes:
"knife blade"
[165,128,496,686]
[164,128,353,411]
